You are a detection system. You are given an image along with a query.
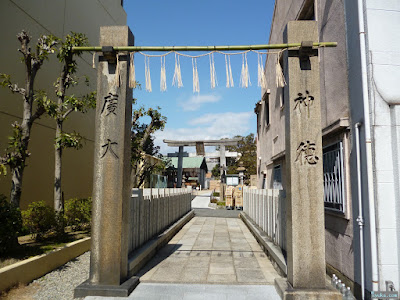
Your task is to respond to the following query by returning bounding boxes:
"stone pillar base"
[275,278,342,300]
[74,276,139,298]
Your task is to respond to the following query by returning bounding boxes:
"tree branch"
[7,83,25,95]
[31,105,45,123]
[62,107,74,120]
[140,119,154,150]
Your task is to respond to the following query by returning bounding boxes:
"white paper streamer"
[209,53,218,89]
[129,52,136,89]
[145,56,152,92]
[92,52,96,69]
[257,53,267,89]
[192,58,200,93]
[225,55,234,88]
[160,56,167,92]
[172,53,183,88]
[276,52,286,88]
[240,53,251,88]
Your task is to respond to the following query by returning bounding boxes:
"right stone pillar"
[275,21,341,299]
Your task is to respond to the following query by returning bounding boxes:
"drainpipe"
[356,0,379,293]
[355,123,365,300]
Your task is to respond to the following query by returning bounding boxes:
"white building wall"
[365,0,400,291]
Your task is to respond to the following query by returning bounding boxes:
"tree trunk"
[131,165,138,188]
[10,167,23,207]
[54,121,63,211]
[9,74,33,207]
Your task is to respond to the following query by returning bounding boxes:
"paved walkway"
[86,283,281,300]
[191,190,242,218]
[191,191,212,209]
[136,217,281,285]
[83,195,282,299]
[85,216,281,299]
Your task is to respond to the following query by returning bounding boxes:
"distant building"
[164,157,208,188]
[188,151,240,173]
[0,1,127,208]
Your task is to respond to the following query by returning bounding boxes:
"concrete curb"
[239,212,287,276]
[0,237,91,292]
[128,210,195,276]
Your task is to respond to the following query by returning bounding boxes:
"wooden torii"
[163,138,241,187]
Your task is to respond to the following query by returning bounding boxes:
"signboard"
[226,176,239,186]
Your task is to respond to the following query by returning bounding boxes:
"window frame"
[323,141,346,214]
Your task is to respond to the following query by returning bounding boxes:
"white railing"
[243,188,286,251]
[128,188,192,254]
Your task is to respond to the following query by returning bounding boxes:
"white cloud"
[154,111,254,154]
[179,94,221,111]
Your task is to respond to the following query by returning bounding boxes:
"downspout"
[355,123,365,300]
[356,0,379,293]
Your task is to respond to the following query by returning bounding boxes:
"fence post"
[255,190,259,226]
[267,189,271,237]
[262,189,267,232]
[131,189,141,253]
[243,190,246,213]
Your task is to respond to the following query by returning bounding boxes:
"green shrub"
[212,192,220,197]
[22,201,56,241]
[217,201,226,206]
[64,197,92,231]
[0,194,22,255]
[210,198,218,204]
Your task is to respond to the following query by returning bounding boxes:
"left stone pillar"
[74,26,139,298]
[177,146,184,188]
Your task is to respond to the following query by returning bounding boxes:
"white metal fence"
[128,188,192,254]
[243,188,286,251]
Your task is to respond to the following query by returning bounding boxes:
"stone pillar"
[219,145,226,169]
[74,26,139,298]
[275,21,341,299]
[177,146,184,187]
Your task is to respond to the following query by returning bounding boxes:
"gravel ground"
[31,251,90,300]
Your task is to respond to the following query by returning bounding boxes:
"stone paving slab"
[85,283,281,300]
[135,217,281,285]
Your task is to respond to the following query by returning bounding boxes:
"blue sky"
[123,1,275,154]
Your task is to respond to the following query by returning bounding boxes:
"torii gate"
[163,138,241,187]
[73,25,339,300]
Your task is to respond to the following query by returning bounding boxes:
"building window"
[262,174,267,189]
[273,165,283,190]
[323,141,345,213]
[255,101,261,136]
[263,93,270,126]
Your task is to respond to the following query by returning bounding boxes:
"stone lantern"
[236,162,246,186]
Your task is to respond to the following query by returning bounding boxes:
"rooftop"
[165,156,207,170]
